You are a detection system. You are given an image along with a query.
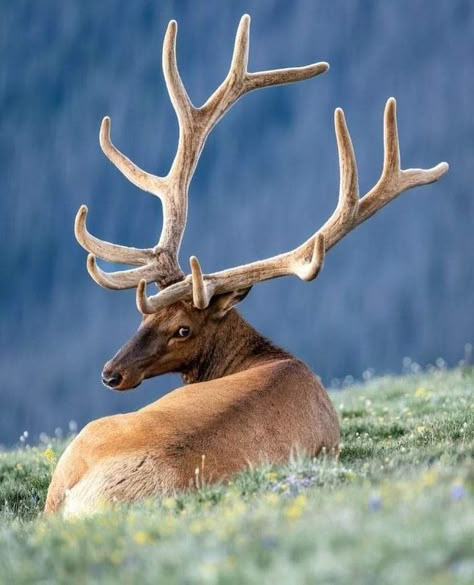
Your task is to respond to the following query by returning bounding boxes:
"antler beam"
[75,14,328,289]
[137,97,448,313]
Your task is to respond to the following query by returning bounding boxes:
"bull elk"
[45,15,448,516]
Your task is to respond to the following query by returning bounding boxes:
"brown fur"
[45,301,340,516]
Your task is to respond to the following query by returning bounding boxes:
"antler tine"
[99,117,166,195]
[334,108,359,222]
[229,14,250,79]
[190,256,215,310]
[318,107,359,244]
[162,20,194,124]
[291,233,326,282]
[137,277,192,314]
[246,62,330,91]
[136,279,152,314]
[75,206,154,266]
[87,255,170,290]
[381,97,401,178]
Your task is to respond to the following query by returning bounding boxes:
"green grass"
[0,368,473,584]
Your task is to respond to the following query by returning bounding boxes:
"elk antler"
[137,97,448,313]
[76,14,448,312]
[75,14,328,289]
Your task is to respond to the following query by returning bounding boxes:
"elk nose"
[101,371,123,388]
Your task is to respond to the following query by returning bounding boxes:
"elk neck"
[180,309,291,384]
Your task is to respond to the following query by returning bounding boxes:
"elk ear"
[209,287,252,320]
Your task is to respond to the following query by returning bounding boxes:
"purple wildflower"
[369,495,382,511]
[450,485,466,501]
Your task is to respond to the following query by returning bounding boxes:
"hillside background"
[1,0,473,445]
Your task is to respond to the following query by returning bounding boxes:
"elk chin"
[113,374,144,392]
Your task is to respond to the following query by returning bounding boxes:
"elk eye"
[175,326,191,338]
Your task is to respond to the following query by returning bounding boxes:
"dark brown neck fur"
[180,310,292,384]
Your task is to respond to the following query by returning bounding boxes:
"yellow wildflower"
[421,469,438,487]
[265,471,278,481]
[161,497,176,510]
[263,493,279,506]
[190,520,204,534]
[284,494,307,521]
[134,531,153,545]
[415,387,431,398]
[43,447,56,463]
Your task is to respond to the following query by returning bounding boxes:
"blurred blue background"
[1,0,473,446]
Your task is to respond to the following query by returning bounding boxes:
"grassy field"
[0,368,473,584]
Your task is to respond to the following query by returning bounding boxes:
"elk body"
[45,15,448,517]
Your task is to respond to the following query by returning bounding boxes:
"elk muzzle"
[101,333,150,391]
[100,322,172,390]
[101,359,144,391]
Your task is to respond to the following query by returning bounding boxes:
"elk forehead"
[139,301,219,337]
[140,300,209,334]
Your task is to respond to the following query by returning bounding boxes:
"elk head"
[101,290,251,390]
[75,15,448,391]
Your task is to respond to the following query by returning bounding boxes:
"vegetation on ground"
[0,368,473,584]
